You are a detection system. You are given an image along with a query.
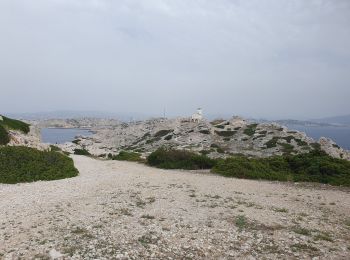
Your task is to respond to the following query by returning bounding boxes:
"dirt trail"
[1,155,350,259]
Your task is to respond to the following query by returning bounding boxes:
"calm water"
[41,128,93,144]
[286,125,350,150]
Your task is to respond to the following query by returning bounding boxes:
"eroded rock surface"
[60,117,350,160]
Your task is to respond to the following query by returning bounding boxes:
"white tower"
[191,108,203,122]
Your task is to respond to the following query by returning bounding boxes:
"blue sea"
[41,128,93,144]
[286,125,350,151]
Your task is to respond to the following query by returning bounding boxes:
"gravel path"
[1,155,350,259]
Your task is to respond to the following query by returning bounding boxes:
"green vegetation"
[235,215,248,231]
[154,129,173,137]
[0,125,10,145]
[111,151,143,162]
[164,135,173,140]
[0,116,30,145]
[280,143,295,154]
[0,146,78,184]
[243,124,258,136]
[72,139,80,145]
[199,150,211,155]
[50,145,61,152]
[74,148,91,156]
[212,150,350,186]
[265,137,280,148]
[199,130,210,134]
[0,115,30,134]
[215,130,236,137]
[214,125,225,129]
[147,147,217,170]
[295,138,308,146]
[293,227,311,236]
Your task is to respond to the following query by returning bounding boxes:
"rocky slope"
[0,115,48,151]
[7,126,49,151]
[62,116,350,160]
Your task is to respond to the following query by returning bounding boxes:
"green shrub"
[74,148,91,156]
[147,147,217,170]
[199,150,211,155]
[0,146,78,184]
[280,143,295,154]
[295,139,308,146]
[212,150,350,186]
[215,130,236,137]
[0,125,10,145]
[214,125,225,129]
[154,130,173,137]
[0,116,30,134]
[265,137,279,148]
[72,139,80,144]
[212,155,292,181]
[50,145,61,152]
[282,136,295,143]
[164,135,173,140]
[112,151,142,162]
[199,130,210,134]
[243,124,258,136]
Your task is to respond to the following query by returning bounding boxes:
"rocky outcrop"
[8,126,49,151]
[319,137,350,160]
[63,116,348,160]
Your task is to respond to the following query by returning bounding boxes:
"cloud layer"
[1,0,349,119]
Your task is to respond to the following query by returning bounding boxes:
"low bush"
[72,139,80,144]
[0,116,30,134]
[212,150,350,186]
[50,145,62,152]
[164,135,173,140]
[147,147,217,170]
[243,124,258,136]
[280,143,295,154]
[112,151,143,162]
[0,146,78,184]
[215,130,236,137]
[265,137,279,148]
[0,125,10,145]
[74,148,91,156]
[154,129,173,137]
[199,130,210,134]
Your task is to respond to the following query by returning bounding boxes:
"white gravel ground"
[1,155,350,259]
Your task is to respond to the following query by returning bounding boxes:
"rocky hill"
[62,116,350,160]
[32,117,120,129]
[0,115,48,150]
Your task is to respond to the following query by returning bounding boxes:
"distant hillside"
[5,110,152,121]
[312,115,350,126]
[254,119,335,127]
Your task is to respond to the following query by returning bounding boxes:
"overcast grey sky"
[1,0,349,119]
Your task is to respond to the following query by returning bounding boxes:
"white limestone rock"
[319,137,350,160]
